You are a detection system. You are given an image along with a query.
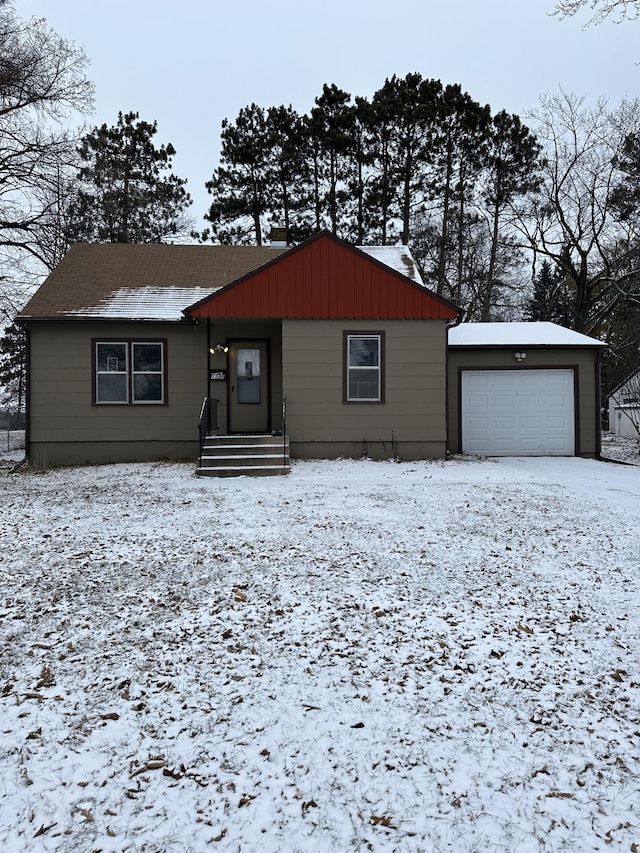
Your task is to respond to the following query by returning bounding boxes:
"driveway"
[495,455,640,514]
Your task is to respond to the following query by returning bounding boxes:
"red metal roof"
[186,232,459,321]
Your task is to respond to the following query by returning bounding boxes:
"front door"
[228,340,271,433]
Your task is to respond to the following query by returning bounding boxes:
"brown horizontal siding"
[282,319,448,445]
[27,322,207,448]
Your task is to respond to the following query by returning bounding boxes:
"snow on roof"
[68,286,216,321]
[67,247,426,320]
[358,245,425,286]
[448,321,606,347]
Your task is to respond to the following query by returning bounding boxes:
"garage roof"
[449,321,606,347]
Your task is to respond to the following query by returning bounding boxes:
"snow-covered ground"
[601,431,639,466]
[1,449,639,852]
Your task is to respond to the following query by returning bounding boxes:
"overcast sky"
[19,0,640,229]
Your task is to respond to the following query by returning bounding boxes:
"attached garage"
[448,322,606,458]
[460,368,575,455]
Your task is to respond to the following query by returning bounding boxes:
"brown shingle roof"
[18,243,287,320]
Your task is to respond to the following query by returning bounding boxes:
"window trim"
[343,331,385,403]
[92,338,168,406]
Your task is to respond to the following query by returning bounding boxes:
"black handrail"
[282,396,287,467]
[198,397,218,465]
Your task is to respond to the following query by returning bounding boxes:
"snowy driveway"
[494,455,640,514]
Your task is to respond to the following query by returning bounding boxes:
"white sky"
[18,0,640,229]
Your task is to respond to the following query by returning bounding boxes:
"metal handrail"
[282,396,287,467]
[198,397,218,465]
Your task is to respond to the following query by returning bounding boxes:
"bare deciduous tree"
[517,91,640,335]
[0,0,93,293]
[552,0,640,24]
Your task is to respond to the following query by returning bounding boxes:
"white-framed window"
[94,340,166,404]
[344,332,384,402]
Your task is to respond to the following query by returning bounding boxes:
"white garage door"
[461,369,575,456]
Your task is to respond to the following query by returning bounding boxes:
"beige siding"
[447,347,601,457]
[27,322,207,465]
[282,319,449,458]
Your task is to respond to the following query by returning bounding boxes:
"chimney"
[269,227,288,248]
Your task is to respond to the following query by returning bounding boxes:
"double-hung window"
[94,340,166,404]
[344,332,384,402]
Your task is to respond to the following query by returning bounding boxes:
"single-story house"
[608,369,640,440]
[16,231,606,472]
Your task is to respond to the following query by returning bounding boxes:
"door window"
[237,348,261,404]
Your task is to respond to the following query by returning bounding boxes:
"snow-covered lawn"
[1,455,639,852]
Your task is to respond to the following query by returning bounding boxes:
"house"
[16,231,606,471]
[608,369,640,440]
[17,232,459,471]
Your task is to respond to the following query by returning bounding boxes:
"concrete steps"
[197,434,290,477]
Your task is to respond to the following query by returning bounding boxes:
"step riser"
[199,457,289,469]
[197,434,290,477]
[204,435,288,446]
[196,467,290,478]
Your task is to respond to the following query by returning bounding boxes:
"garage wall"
[447,347,601,457]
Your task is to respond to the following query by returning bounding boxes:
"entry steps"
[197,434,290,477]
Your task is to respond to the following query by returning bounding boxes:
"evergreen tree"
[610,131,640,229]
[525,258,574,324]
[418,84,490,304]
[202,104,272,245]
[369,74,442,245]
[265,105,312,243]
[0,323,26,411]
[70,111,192,243]
[306,84,357,236]
[475,110,543,320]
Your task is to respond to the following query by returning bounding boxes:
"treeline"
[2,0,640,397]
[197,76,542,322]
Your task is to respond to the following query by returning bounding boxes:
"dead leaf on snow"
[210,828,227,842]
[371,815,396,828]
[130,759,165,777]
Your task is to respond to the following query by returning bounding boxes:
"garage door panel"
[493,393,516,408]
[461,369,575,456]
[467,393,491,410]
[495,416,515,430]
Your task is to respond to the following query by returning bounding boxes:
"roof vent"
[269,227,288,248]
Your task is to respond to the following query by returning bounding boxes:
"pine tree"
[525,259,574,324]
[0,324,26,411]
[368,74,442,245]
[202,104,273,245]
[265,105,312,243]
[306,84,357,236]
[476,110,543,320]
[70,111,192,243]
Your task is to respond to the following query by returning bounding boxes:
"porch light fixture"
[209,344,229,354]
[514,351,527,362]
